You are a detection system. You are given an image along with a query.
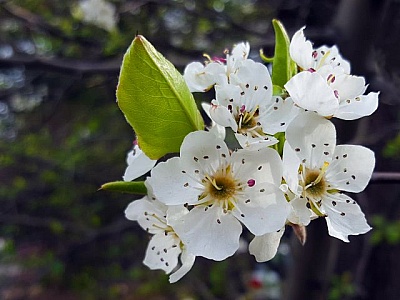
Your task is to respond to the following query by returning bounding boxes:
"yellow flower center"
[199,165,243,212]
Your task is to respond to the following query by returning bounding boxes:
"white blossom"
[183,42,250,92]
[123,142,157,181]
[147,131,290,260]
[283,113,375,242]
[124,183,195,283]
[209,59,299,149]
[285,27,379,120]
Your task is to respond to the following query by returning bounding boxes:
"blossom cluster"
[123,27,378,282]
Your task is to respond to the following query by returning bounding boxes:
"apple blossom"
[124,182,195,283]
[283,113,374,242]
[147,130,290,260]
[285,27,379,120]
[183,42,250,92]
[209,59,300,149]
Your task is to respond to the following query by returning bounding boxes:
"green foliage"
[261,19,297,89]
[101,181,147,195]
[117,35,204,159]
[370,215,400,245]
[383,133,400,159]
[329,272,355,300]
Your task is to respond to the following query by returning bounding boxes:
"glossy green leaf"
[270,19,297,88]
[117,35,204,159]
[100,181,147,195]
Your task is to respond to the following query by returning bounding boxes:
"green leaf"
[117,35,204,159]
[100,181,147,195]
[270,19,297,88]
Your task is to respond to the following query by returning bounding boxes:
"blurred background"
[0,0,399,299]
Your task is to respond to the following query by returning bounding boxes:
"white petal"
[201,102,226,139]
[259,96,302,135]
[332,74,366,100]
[124,198,167,234]
[233,183,289,235]
[143,233,181,273]
[208,121,226,139]
[285,71,339,116]
[287,196,312,226]
[282,141,301,195]
[215,82,242,107]
[315,45,351,73]
[323,193,371,242]
[209,101,238,131]
[148,157,202,206]
[174,205,242,261]
[231,42,250,60]
[285,112,336,170]
[232,147,283,186]
[334,92,379,120]
[227,42,250,73]
[180,130,230,175]
[290,27,313,70]
[249,227,285,262]
[230,60,273,102]
[325,145,375,193]
[169,248,196,283]
[183,62,225,92]
[234,133,277,150]
[123,146,157,181]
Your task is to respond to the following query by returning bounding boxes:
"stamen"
[314,162,330,185]
[205,175,222,190]
[317,50,331,69]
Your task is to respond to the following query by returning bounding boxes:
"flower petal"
[169,248,196,283]
[180,130,230,175]
[230,60,273,103]
[174,205,242,261]
[315,45,351,73]
[334,92,379,120]
[233,183,289,235]
[209,100,238,131]
[285,71,339,117]
[249,227,285,262]
[288,196,312,226]
[322,193,371,242]
[143,233,182,273]
[282,141,302,195]
[124,198,167,234]
[232,147,283,186]
[259,96,301,135]
[148,157,202,206]
[286,112,336,170]
[201,102,226,139]
[123,146,157,181]
[289,27,313,70]
[183,62,225,92]
[325,145,375,193]
[234,132,277,150]
[332,74,366,100]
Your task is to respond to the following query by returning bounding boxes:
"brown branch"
[0,55,122,76]
[370,172,400,184]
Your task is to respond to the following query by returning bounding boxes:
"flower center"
[304,170,327,198]
[299,162,330,217]
[235,106,263,136]
[200,165,242,211]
